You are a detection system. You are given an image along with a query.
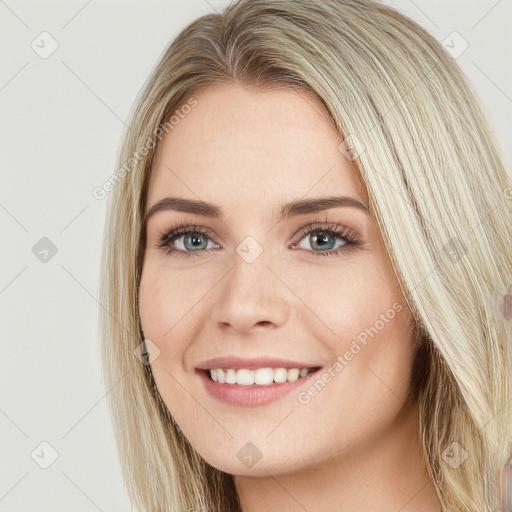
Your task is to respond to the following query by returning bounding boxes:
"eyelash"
[156,221,363,259]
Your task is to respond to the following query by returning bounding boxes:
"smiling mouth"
[202,367,320,386]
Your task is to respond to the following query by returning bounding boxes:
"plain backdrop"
[1,1,511,510]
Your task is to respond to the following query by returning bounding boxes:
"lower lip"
[197,369,319,407]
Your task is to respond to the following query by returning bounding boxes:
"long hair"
[98,1,512,510]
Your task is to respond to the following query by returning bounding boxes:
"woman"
[98,1,512,510]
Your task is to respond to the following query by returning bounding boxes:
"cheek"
[287,259,403,340]
[138,263,211,376]
[138,261,196,336]
[138,266,186,363]
[138,270,192,414]
[138,270,167,339]
[289,261,414,397]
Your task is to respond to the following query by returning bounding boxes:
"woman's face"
[138,82,417,476]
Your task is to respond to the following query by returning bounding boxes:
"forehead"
[146,83,367,221]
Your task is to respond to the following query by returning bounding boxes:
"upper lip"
[195,356,322,371]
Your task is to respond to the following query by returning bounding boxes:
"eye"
[156,221,362,258]
[291,222,362,257]
[157,224,220,259]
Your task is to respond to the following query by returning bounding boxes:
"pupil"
[312,232,334,250]
[186,234,206,250]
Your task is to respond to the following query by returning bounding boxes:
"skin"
[138,82,442,511]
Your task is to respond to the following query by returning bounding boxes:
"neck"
[234,406,442,512]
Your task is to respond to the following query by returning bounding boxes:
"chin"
[194,440,313,477]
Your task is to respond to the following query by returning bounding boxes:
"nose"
[209,248,291,334]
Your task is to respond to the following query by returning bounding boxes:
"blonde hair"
[98,1,512,510]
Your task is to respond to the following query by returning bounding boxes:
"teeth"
[287,368,300,382]
[236,369,255,385]
[226,368,237,384]
[208,367,315,385]
[254,367,273,385]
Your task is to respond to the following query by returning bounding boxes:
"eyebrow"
[144,195,369,225]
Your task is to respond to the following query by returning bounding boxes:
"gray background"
[1,1,510,510]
